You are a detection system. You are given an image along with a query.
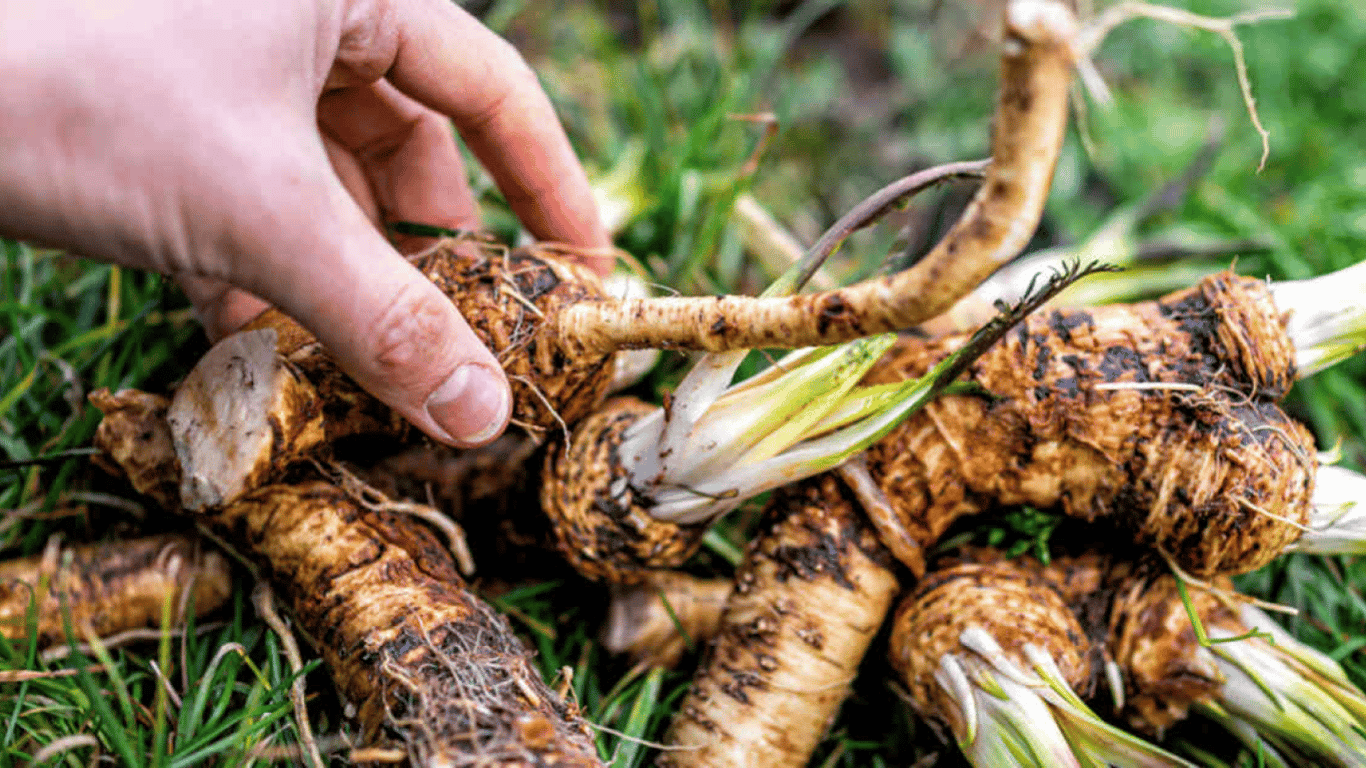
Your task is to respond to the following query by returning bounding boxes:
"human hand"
[0,0,612,447]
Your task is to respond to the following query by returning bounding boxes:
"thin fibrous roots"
[360,435,577,581]
[861,271,1318,578]
[224,478,603,766]
[0,533,232,647]
[1074,3,1291,171]
[560,0,1077,354]
[660,475,900,768]
[92,396,602,766]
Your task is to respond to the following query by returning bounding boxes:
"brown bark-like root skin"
[1106,571,1234,734]
[90,388,182,511]
[887,558,1093,736]
[243,311,410,441]
[661,476,899,768]
[244,239,616,441]
[418,240,616,436]
[0,534,232,646]
[220,481,603,767]
[864,272,1315,577]
[541,398,705,583]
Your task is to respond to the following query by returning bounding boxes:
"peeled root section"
[660,475,899,768]
[167,328,325,510]
[0,534,232,647]
[863,272,1317,578]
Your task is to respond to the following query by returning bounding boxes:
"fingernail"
[425,363,510,445]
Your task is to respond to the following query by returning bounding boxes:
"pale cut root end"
[167,328,324,511]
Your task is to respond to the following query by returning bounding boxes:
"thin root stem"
[253,582,325,768]
[320,460,477,576]
[1075,2,1292,171]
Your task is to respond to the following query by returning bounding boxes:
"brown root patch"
[416,238,617,438]
[863,271,1315,578]
[540,398,706,583]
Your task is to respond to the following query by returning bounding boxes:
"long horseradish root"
[92,395,602,766]
[169,0,1083,513]
[0,534,232,647]
[223,480,602,766]
[854,270,1366,578]
[660,475,900,768]
[541,263,1103,582]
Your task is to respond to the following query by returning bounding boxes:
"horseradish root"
[887,556,1191,767]
[600,572,732,670]
[170,0,1081,511]
[89,388,183,512]
[93,400,603,765]
[862,272,1327,578]
[660,475,899,768]
[1106,569,1366,766]
[0,534,231,647]
[541,263,1101,583]
[217,479,604,766]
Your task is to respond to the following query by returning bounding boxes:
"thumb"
[239,181,511,448]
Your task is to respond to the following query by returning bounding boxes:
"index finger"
[366,0,612,270]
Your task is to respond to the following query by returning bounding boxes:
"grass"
[3,0,1365,765]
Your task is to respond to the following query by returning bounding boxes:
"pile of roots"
[4,0,1365,766]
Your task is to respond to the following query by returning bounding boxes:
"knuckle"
[335,0,401,83]
[366,283,460,389]
[461,52,538,132]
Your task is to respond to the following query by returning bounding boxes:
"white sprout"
[1197,604,1366,766]
[1288,463,1366,555]
[935,628,1194,768]
[1270,259,1366,378]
